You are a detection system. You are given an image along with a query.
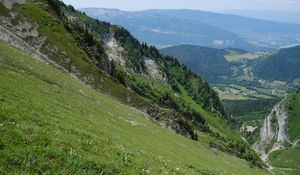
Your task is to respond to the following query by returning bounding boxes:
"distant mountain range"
[82,8,300,51]
[222,10,300,24]
[82,8,254,50]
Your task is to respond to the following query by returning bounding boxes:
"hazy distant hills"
[82,8,255,50]
[82,8,300,51]
[223,10,300,24]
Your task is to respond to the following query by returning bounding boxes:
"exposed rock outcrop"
[103,36,126,66]
[144,58,167,82]
[253,98,287,161]
[0,0,25,9]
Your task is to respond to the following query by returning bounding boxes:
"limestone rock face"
[253,99,288,161]
[1,0,25,9]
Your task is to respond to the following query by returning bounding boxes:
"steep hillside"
[0,40,270,175]
[252,45,300,82]
[253,91,300,174]
[160,45,235,83]
[0,0,264,170]
[0,0,222,138]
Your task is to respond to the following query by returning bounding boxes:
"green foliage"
[227,140,263,167]
[223,98,280,122]
[48,0,62,16]
[160,45,234,83]
[253,45,300,82]
[163,56,226,117]
[110,24,227,133]
[0,2,9,16]
[223,98,280,144]
[83,30,96,46]
[170,78,181,93]
[244,128,260,145]
[285,92,300,141]
[114,27,146,72]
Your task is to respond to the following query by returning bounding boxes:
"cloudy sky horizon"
[61,0,300,12]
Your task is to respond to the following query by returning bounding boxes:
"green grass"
[0,41,270,174]
[176,83,233,139]
[269,145,300,169]
[11,0,151,110]
[219,94,251,100]
[213,84,274,101]
[15,0,91,70]
[225,51,275,62]
[222,96,280,145]
[285,92,300,141]
[269,144,300,174]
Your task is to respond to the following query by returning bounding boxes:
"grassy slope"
[0,41,270,174]
[285,92,300,141]
[0,1,266,167]
[12,0,148,109]
[269,146,300,175]
[267,91,300,175]
[14,0,220,127]
[45,0,248,148]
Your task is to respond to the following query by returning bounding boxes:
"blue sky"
[61,0,300,11]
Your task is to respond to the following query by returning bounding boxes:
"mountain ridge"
[82,7,260,51]
[82,8,300,50]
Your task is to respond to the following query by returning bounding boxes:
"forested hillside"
[160,45,238,82]
[253,45,300,82]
